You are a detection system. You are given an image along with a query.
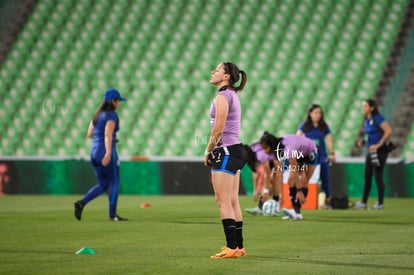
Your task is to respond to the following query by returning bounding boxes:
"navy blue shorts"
[297,146,320,167]
[211,144,246,176]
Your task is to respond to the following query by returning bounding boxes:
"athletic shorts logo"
[215,153,222,163]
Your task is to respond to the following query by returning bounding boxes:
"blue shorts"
[211,144,246,176]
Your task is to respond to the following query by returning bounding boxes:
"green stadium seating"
[402,124,414,159]
[0,0,410,157]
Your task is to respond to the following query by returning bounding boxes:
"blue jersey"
[91,111,119,160]
[364,114,385,147]
[298,122,330,157]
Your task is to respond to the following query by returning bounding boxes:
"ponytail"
[92,100,117,125]
[365,98,380,116]
[235,70,247,92]
[223,62,247,92]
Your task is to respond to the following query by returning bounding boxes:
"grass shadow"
[244,255,414,271]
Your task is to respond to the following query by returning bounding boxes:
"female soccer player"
[259,131,319,220]
[297,104,335,206]
[354,99,392,210]
[244,142,281,216]
[74,88,128,221]
[204,62,247,258]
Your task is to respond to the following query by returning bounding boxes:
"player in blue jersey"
[297,104,336,207]
[354,99,392,210]
[74,88,128,221]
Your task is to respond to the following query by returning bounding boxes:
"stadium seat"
[0,0,410,156]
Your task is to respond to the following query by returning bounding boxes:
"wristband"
[297,188,305,193]
[263,188,269,194]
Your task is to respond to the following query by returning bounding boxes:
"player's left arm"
[87,121,94,138]
[288,157,306,204]
[325,134,336,162]
[370,121,392,151]
[102,121,115,166]
[287,158,299,188]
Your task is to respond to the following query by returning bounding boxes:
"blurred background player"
[204,62,247,259]
[243,142,281,216]
[0,161,18,195]
[354,99,392,210]
[259,131,319,220]
[297,104,336,208]
[74,88,128,221]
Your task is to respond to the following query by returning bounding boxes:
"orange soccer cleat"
[235,247,247,257]
[210,247,239,259]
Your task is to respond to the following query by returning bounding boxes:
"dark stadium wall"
[159,162,247,195]
[159,162,214,194]
[0,159,413,198]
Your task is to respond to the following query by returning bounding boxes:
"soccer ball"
[262,200,279,216]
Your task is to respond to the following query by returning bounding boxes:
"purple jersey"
[278,134,316,159]
[209,88,241,147]
[251,142,275,164]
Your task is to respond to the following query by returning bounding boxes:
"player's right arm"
[296,129,304,136]
[272,160,283,199]
[252,171,258,201]
[204,94,228,166]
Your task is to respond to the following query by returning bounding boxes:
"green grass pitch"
[1,195,414,274]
